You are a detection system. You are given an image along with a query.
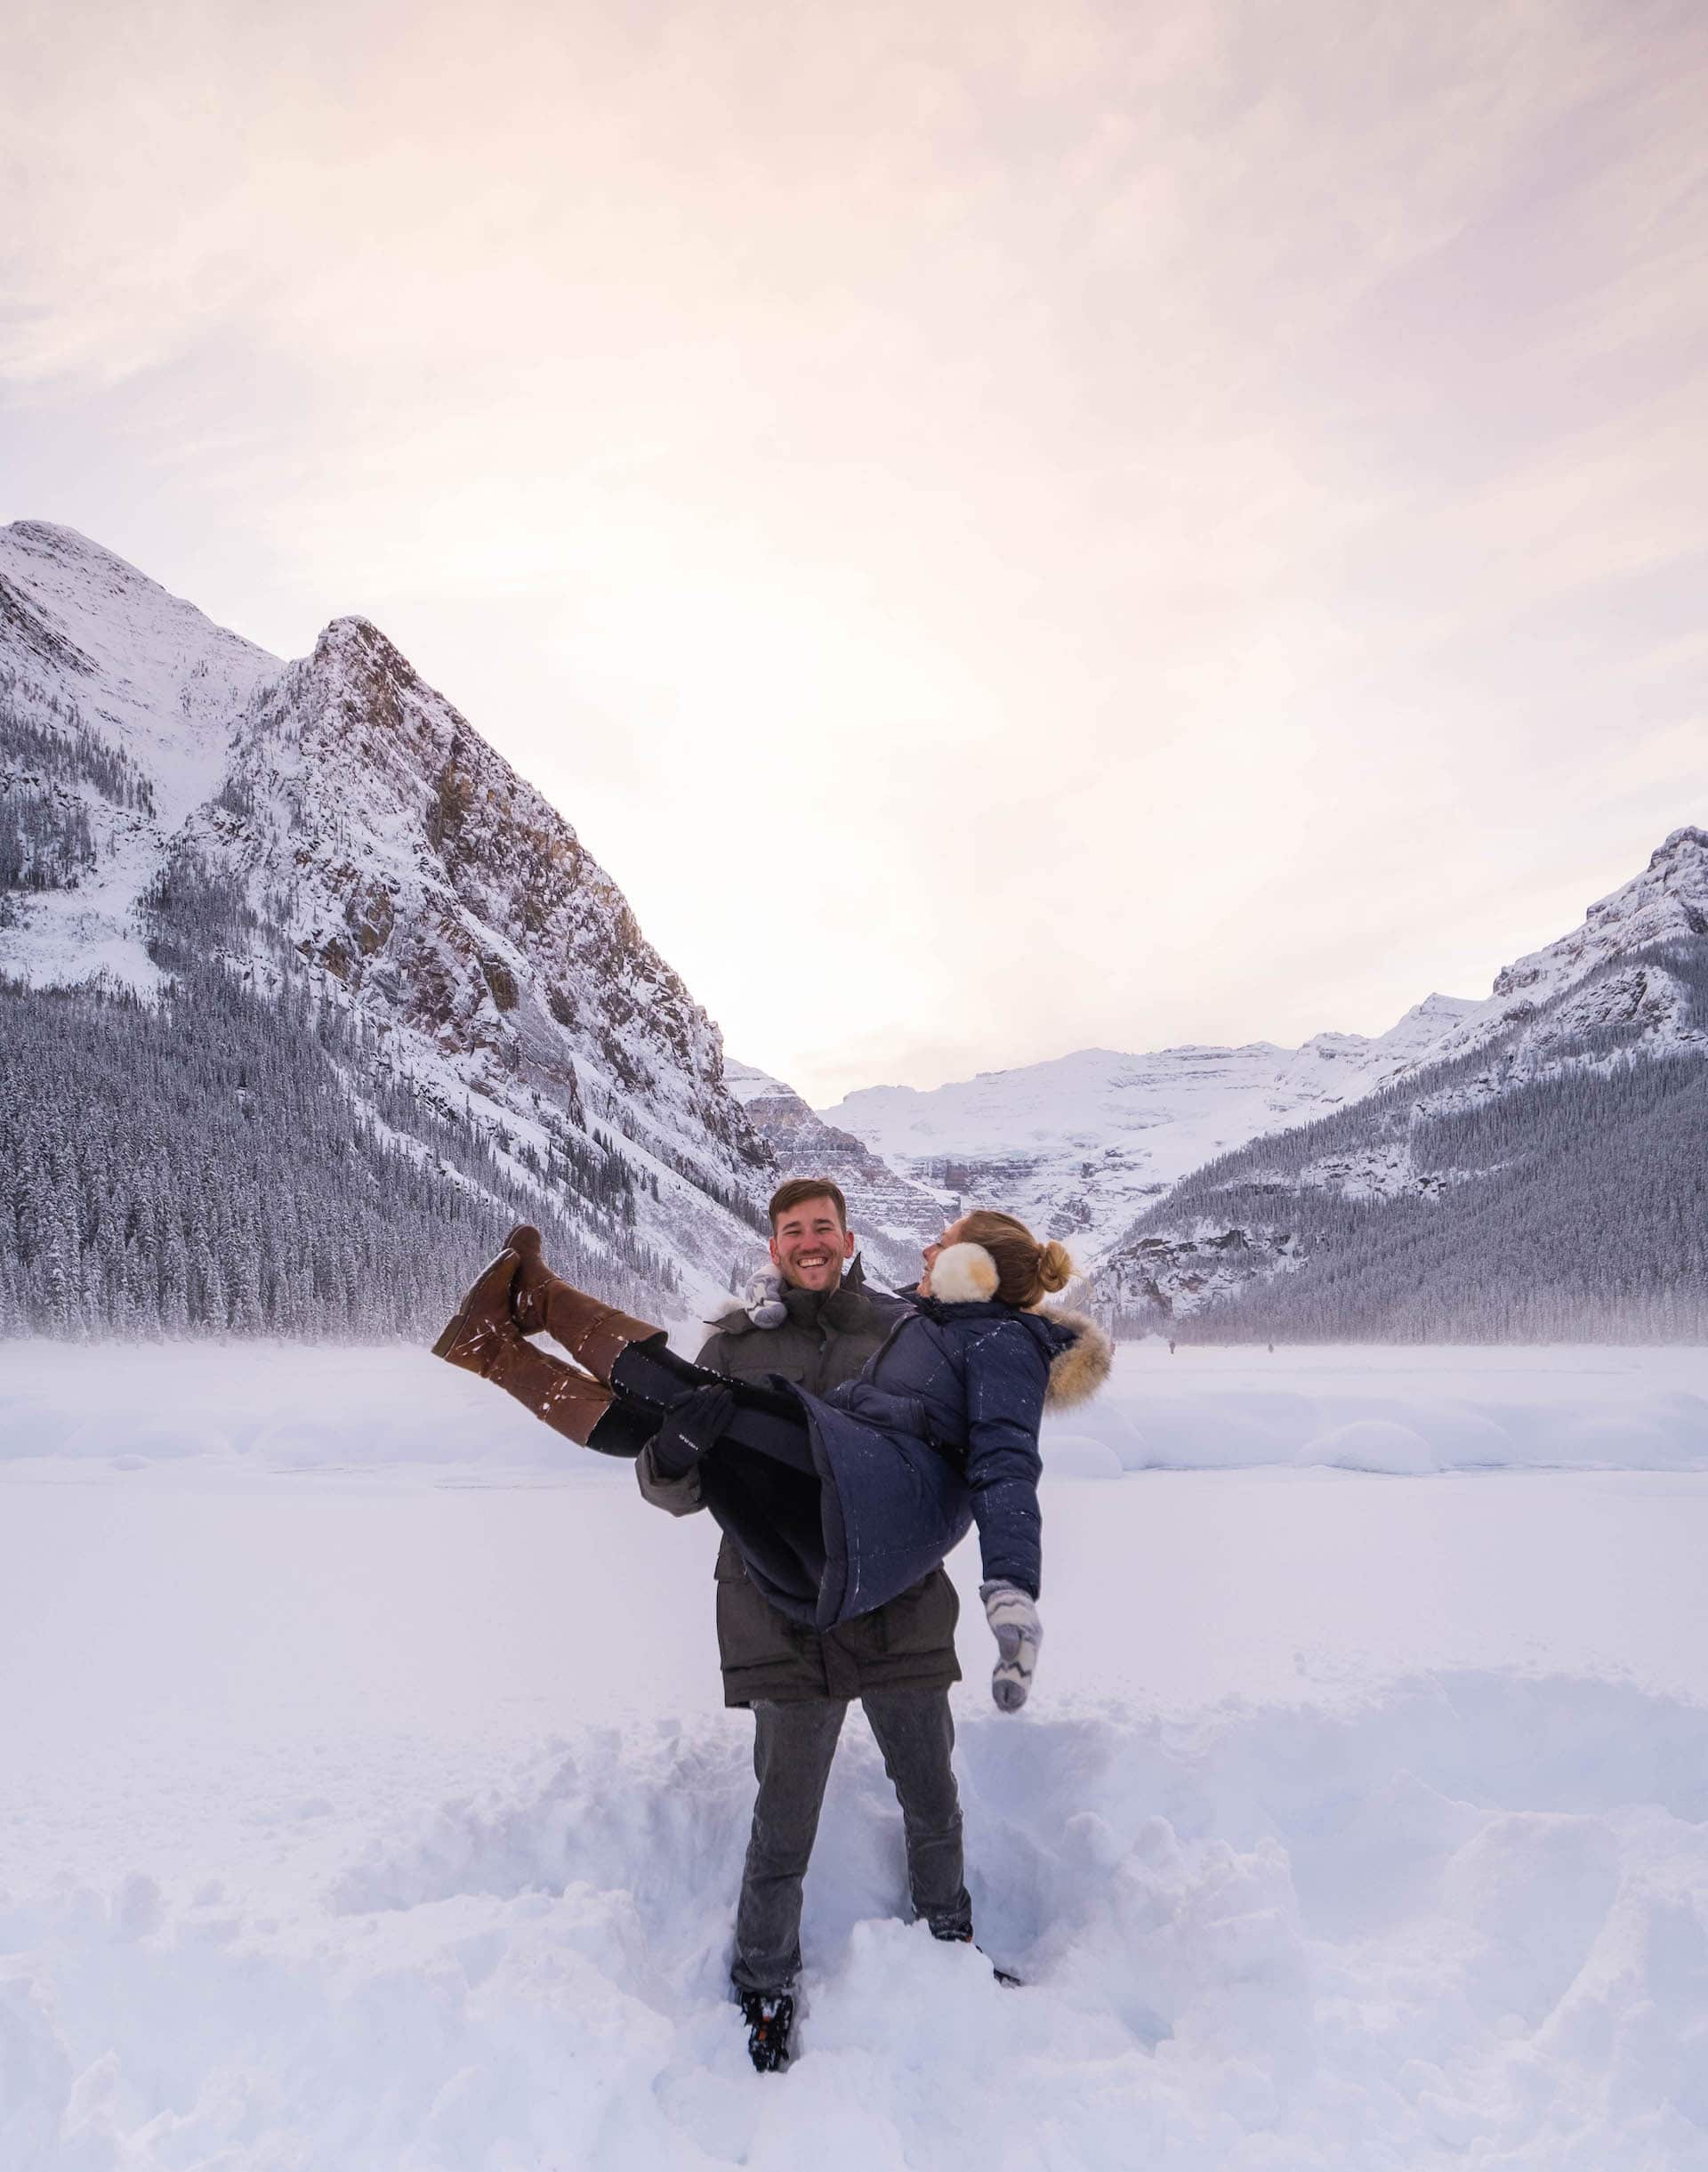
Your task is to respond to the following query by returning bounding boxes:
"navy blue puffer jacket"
[791,1295,1084,1628]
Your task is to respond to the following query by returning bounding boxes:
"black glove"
[649,1383,737,1481]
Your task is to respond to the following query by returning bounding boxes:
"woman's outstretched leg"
[507,1224,669,1384]
[432,1245,653,1457]
[432,1239,826,1610]
[431,1245,524,1376]
[632,1369,818,1472]
[432,1231,812,1469]
[488,1330,659,1457]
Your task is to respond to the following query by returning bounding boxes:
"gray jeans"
[731,1688,972,1994]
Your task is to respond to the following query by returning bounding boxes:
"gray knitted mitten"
[980,1582,1042,1712]
[744,1264,788,1328]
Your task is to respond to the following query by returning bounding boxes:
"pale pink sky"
[5,0,1706,1102]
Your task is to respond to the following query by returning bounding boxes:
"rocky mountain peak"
[1493,826,1708,1001]
[0,521,270,679]
[0,526,776,1319]
[309,614,427,696]
[1646,825,1708,891]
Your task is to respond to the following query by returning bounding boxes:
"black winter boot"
[738,1988,795,2072]
[931,1923,1023,1988]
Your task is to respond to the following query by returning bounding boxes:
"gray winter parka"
[636,1257,963,1708]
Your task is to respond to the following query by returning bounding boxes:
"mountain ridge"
[811,992,1490,1264]
[0,520,773,1329]
[4,521,1703,1339]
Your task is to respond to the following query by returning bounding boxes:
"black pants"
[608,1340,813,1461]
[731,1690,972,1994]
[609,1343,829,1615]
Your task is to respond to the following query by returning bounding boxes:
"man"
[638,1176,971,2071]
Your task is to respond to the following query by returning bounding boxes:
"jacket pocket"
[716,1570,814,1671]
[873,1569,959,1658]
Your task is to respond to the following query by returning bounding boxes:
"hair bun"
[1035,1239,1074,1296]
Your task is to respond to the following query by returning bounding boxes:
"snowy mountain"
[817,993,1486,1266]
[0,521,773,1334]
[6,518,1703,1344]
[1103,829,1708,1340]
[816,834,1708,1312]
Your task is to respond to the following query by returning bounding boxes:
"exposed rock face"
[1109,1225,1304,1323]
[0,522,773,1324]
[1490,828,1708,1001]
[184,613,766,1191]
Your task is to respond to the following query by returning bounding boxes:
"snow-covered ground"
[4,1342,1707,2169]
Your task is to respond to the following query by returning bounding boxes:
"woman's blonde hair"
[957,1210,1075,1308]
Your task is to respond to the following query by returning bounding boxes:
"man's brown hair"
[769,1177,849,1230]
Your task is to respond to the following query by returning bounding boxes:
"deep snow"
[3,1342,1707,2169]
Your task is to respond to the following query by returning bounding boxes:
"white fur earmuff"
[930,1241,1001,1304]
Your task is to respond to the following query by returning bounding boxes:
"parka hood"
[913,1288,1112,1410]
[1039,1308,1113,1409]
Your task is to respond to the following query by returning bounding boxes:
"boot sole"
[431,1250,518,1360]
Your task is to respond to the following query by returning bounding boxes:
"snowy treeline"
[0,958,681,1339]
[1110,942,1708,1343]
[0,679,157,813]
[0,677,156,914]
[0,787,93,901]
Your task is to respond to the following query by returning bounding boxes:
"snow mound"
[1304,1417,1439,1474]
[1041,1430,1124,1478]
[4,1675,1707,2168]
[1065,1343,1708,1474]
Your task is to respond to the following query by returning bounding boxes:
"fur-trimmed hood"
[927,1243,1111,1411]
[1040,1307,1112,1409]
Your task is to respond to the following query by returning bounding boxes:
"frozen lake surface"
[3,1341,1705,2168]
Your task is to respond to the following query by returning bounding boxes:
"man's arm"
[635,1439,705,1514]
[633,1330,730,1515]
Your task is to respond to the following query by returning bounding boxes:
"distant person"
[432,1181,1110,2070]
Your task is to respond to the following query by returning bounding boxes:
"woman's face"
[919,1216,969,1296]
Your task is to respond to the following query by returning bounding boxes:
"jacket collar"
[914,1293,1080,1358]
[907,1297,1113,1407]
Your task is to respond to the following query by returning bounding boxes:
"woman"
[432,1212,1110,1710]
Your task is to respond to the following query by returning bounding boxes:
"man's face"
[770,1196,855,1292]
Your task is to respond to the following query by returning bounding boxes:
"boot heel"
[431,1250,521,1369]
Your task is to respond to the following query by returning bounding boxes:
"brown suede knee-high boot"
[431,1247,523,1374]
[432,1253,637,1454]
[504,1224,667,1385]
[484,1326,624,1448]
